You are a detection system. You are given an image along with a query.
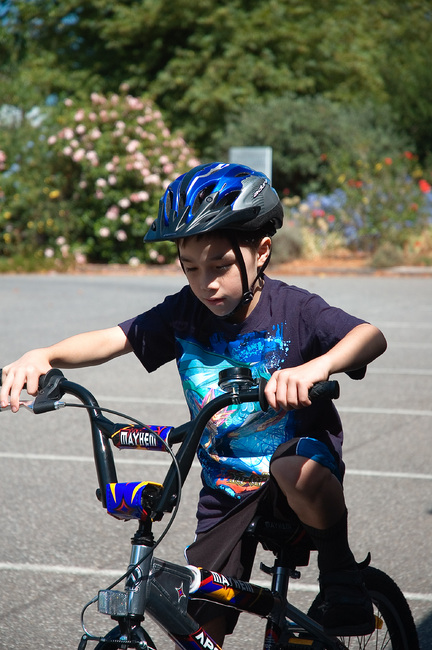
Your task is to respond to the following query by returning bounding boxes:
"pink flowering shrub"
[46,88,199,263]
[0,88,199,266]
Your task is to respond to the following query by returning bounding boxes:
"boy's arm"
[1,326,132,412]
[265,323,387,411]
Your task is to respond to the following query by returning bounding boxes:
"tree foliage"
[1,0,431,156]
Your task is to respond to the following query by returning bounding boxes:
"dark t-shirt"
[120,276,366,504]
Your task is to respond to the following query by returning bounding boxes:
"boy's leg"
[271,443,375,636]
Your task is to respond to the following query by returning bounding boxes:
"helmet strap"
[230,238,254,307]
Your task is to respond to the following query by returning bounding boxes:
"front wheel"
[308,566,419,649]
[93,624,157,650]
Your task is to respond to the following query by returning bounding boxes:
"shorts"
[186,436,343,635]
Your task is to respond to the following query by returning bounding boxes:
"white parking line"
[0,562,431,602]
[1,452,432,482]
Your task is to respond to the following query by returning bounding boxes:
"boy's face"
[178,233,270,321]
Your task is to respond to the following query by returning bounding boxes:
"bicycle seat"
[245,515,314,567]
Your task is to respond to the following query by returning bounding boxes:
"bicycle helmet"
[144,162,283,242]
[145,162,284,316]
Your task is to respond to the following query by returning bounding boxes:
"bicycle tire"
[306,565,419,649]
[93,624,157,650]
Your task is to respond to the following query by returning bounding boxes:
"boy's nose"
[201,272,218,292]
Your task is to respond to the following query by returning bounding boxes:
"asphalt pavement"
[0,271,431,649]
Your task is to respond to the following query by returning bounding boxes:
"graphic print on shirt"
[177,328,295,498]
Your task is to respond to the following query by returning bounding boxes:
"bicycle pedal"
[259,562,301,580]
[260,562,274,575]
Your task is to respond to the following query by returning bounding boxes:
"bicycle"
[0,366,419,650]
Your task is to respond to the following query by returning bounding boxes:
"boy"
[0,162,387,645]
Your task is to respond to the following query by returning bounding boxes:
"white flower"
[89,127,102,140]
[128,256,140,267]
[115,230,127,241]
[74,252,87,264]
[99,227,110,238]
[44,248,55,258]
[118,197,131,209]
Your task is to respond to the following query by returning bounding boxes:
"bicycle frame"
[92,517,346,650]
[1,368,347,649]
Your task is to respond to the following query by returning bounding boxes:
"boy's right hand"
[0,350,52,412]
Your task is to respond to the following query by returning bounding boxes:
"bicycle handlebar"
[0,366,340,517]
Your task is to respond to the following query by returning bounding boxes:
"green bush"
[213,94,412,197]
[0,88,199,265]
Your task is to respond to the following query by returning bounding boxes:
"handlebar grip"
[308,380,340,401]
[258,379,340,412]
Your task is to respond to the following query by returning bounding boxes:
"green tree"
[2,0,431,156]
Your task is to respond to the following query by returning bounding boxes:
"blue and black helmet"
[145,162,283,242]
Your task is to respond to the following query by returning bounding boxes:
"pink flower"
[60,127,75,140]
[72,148,86,162]
[106,205,119,220]
[130,191,149,202]
[74,252,87,264]
[126,139,140,153]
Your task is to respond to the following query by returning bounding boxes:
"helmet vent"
[191,183,216,215]
[165,189,173,215]
[216,190,240,208]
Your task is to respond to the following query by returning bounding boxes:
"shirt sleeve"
[119,295,179,372]
[298,292,368,379]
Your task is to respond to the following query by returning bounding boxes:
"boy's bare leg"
[271,455,375,635]
[271,455,346,529]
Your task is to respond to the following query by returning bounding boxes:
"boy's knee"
[271,455,334,500]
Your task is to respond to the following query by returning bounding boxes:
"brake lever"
[0,399,66,413]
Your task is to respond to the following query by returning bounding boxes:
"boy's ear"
[257,236,272,266]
